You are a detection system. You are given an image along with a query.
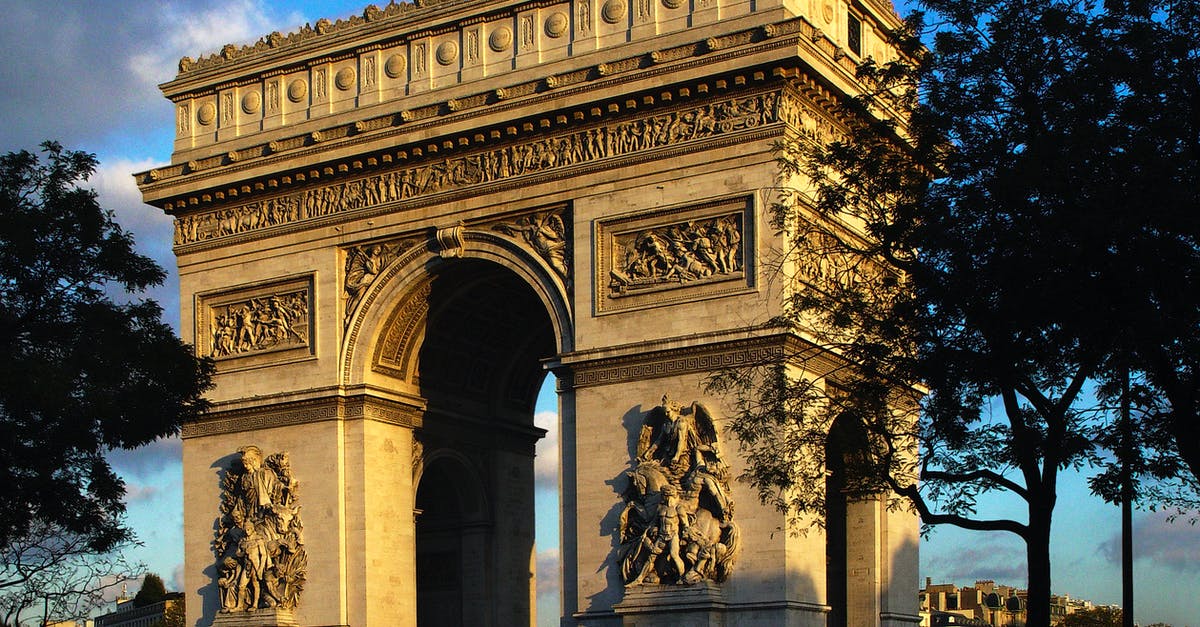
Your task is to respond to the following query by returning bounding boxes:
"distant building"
[930,610,990,626]
[921,577,1107,626]
[93,592,183,627]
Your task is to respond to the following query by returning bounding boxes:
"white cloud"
[1100,510,1200,573]
[123,483,162,504]
[170,563,186,593]
[128,1,306,87]
[534,410,559,491]
[536,546,561,597]
[0,1,307,154]
[108,435,183,480]
[923,536,1028,585]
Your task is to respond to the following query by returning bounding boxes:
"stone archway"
[405,258,557,627]
[138,2,920,625]
[826,414,890,627]
[414,453,487,627]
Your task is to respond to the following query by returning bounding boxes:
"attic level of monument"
[167,0,900,83]
[147,64,844,254]
[137,2,902,204]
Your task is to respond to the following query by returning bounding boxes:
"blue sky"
[0,1,1195,625]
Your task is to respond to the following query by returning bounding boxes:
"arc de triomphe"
[135,1,918,625]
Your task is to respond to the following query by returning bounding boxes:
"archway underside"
[408,258,556,627]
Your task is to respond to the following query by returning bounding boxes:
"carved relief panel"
[196,275,314,367]
[595,196,753,313]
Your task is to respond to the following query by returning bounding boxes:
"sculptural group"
[215,446,307,613]
[619,396,741,587]
[210,293,308,358]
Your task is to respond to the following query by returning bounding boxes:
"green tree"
[149,595,185,627]
[710,1,1199,626]
[132,573,166,607]
[1059,606,1123,627]
[0,142,212,594]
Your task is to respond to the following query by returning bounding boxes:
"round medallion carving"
[662,0,683,8]
[287,79,308,103]
[197,102,216,126]
[821,0,835,24]
[384,53,406,78]
[436,40,459,66]
[489,26,513,52]
[241,91,261,115]
[545,12,569,38]
[602,0,627,24]
[335,66,356,91]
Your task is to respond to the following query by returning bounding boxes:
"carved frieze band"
[596,196,752,313]
[181,396,423,439]
[173,91,781,246]
[561,335,843,389]
[196,275,313,363]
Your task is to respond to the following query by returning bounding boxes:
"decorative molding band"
[879,612,925,625]
[559,334,844,389]
[181,395,423,439]
[562,337,785,389]
[182,397,341,439]
[171,90,782,248]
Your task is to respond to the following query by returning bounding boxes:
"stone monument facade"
[137,1,919,625]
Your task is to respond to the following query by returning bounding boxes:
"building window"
[847,13,863,56]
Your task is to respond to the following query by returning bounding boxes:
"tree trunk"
[1026,506,1054,627]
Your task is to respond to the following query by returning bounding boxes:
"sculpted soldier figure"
[215,446,307,613]
[620,396,740,588]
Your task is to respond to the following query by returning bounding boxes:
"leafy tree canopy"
[710,0,1199,625]
[0,142,213,555]
[1058,606,1123,627]
[133,573,166,607]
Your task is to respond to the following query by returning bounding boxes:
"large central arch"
[138,1,920,625]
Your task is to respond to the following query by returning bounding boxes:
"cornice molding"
[556,333,843,389]
[138,15,847,200]
[166,84,788,253]
[181,394,424,438]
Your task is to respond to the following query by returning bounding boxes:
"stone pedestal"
[211,609,300,627]
[614,582,726,626]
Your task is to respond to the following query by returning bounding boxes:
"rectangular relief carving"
[595,196,753,313]
[196,275,314,365]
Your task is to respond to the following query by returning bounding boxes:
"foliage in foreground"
[710,1,1199,625]
[0,143,213,622]
[0,522,140,626]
